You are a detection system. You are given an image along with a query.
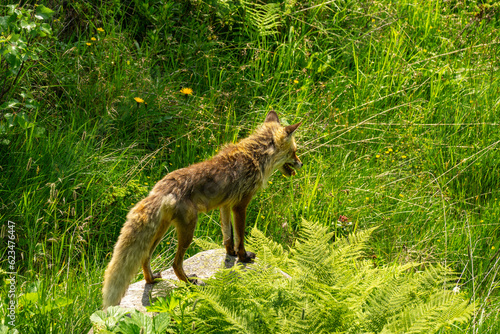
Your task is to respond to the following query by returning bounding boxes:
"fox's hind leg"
[142,214,171,284]
[172,212,198,283]
[221,205,236,256]
[142,235,163,284]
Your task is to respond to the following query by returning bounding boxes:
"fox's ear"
[285,122,301,136]
[265,110,280,123]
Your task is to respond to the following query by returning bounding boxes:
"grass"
[1,0,499,332]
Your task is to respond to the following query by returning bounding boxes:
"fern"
[166,220,476,333]
[241,1,282,37]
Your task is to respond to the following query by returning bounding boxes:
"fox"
[102,110,302,309]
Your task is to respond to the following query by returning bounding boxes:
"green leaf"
[20,20,36,32]
[0,16,12,31]
[3,113,15,127]
[0,324,19,334]
[34,5,54,20]
[0,99,20,110]
[39,22,53,37]
[33,126,45,138]
[90,306,130,330]
[14,112,28,129]
[153,313,171,332]
[116,311,153,334]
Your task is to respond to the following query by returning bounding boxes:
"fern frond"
[381,291,476,333]
[247,227,291,270]
[193,237,221,251]
[170,220,476,334]
[241,1,282,36]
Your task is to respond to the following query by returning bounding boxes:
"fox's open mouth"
[282,163,296,177]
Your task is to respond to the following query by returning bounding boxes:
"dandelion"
[180,87,193,95]
[97,27,105,33]
[134,97,145,103]
[401,155,407,159]
[86,42,92,46]
[376,154,380,158]
[268,181,273,185]
[91,37,96,41]
[492,246,496,250]
[293,79,299,84]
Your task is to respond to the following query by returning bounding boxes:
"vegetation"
[91,221,476,333]
[0,0,499,332]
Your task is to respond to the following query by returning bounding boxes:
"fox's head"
[263,110,303,177]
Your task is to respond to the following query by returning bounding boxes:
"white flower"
[453,286,460,294]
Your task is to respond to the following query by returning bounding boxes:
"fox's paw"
[187,274,205,286]
[238,251,256,263]
[145,272,162,284]
[225,248,237,257]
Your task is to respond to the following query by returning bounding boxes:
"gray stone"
[119,248,238,312]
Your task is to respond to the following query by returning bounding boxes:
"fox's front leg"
[221,205,236,256]
[232,197,256,262]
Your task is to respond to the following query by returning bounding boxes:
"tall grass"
[1,0,499,332]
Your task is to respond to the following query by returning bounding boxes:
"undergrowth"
[91,220,476,334]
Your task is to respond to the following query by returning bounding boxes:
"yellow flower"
[376,154,380,158]
[293,79,299,84]
[86,42,92,46]
[401,155,407,159]
[91,37,96,41]
[97,27,105,32]
[134,97,145,103]
[180,87,193,95]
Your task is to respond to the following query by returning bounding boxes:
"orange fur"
[102,110,302,308]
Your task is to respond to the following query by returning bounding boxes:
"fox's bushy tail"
[102,222,148,308]
[102,197,164,309]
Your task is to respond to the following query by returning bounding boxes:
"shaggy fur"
[102,110,302,308]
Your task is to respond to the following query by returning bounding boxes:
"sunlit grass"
[0,0,499,333]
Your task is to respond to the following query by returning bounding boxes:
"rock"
[119,248,240,312]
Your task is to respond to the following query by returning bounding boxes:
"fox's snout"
[293,153,303,170]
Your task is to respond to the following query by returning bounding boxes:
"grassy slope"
[0,0,499,332]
